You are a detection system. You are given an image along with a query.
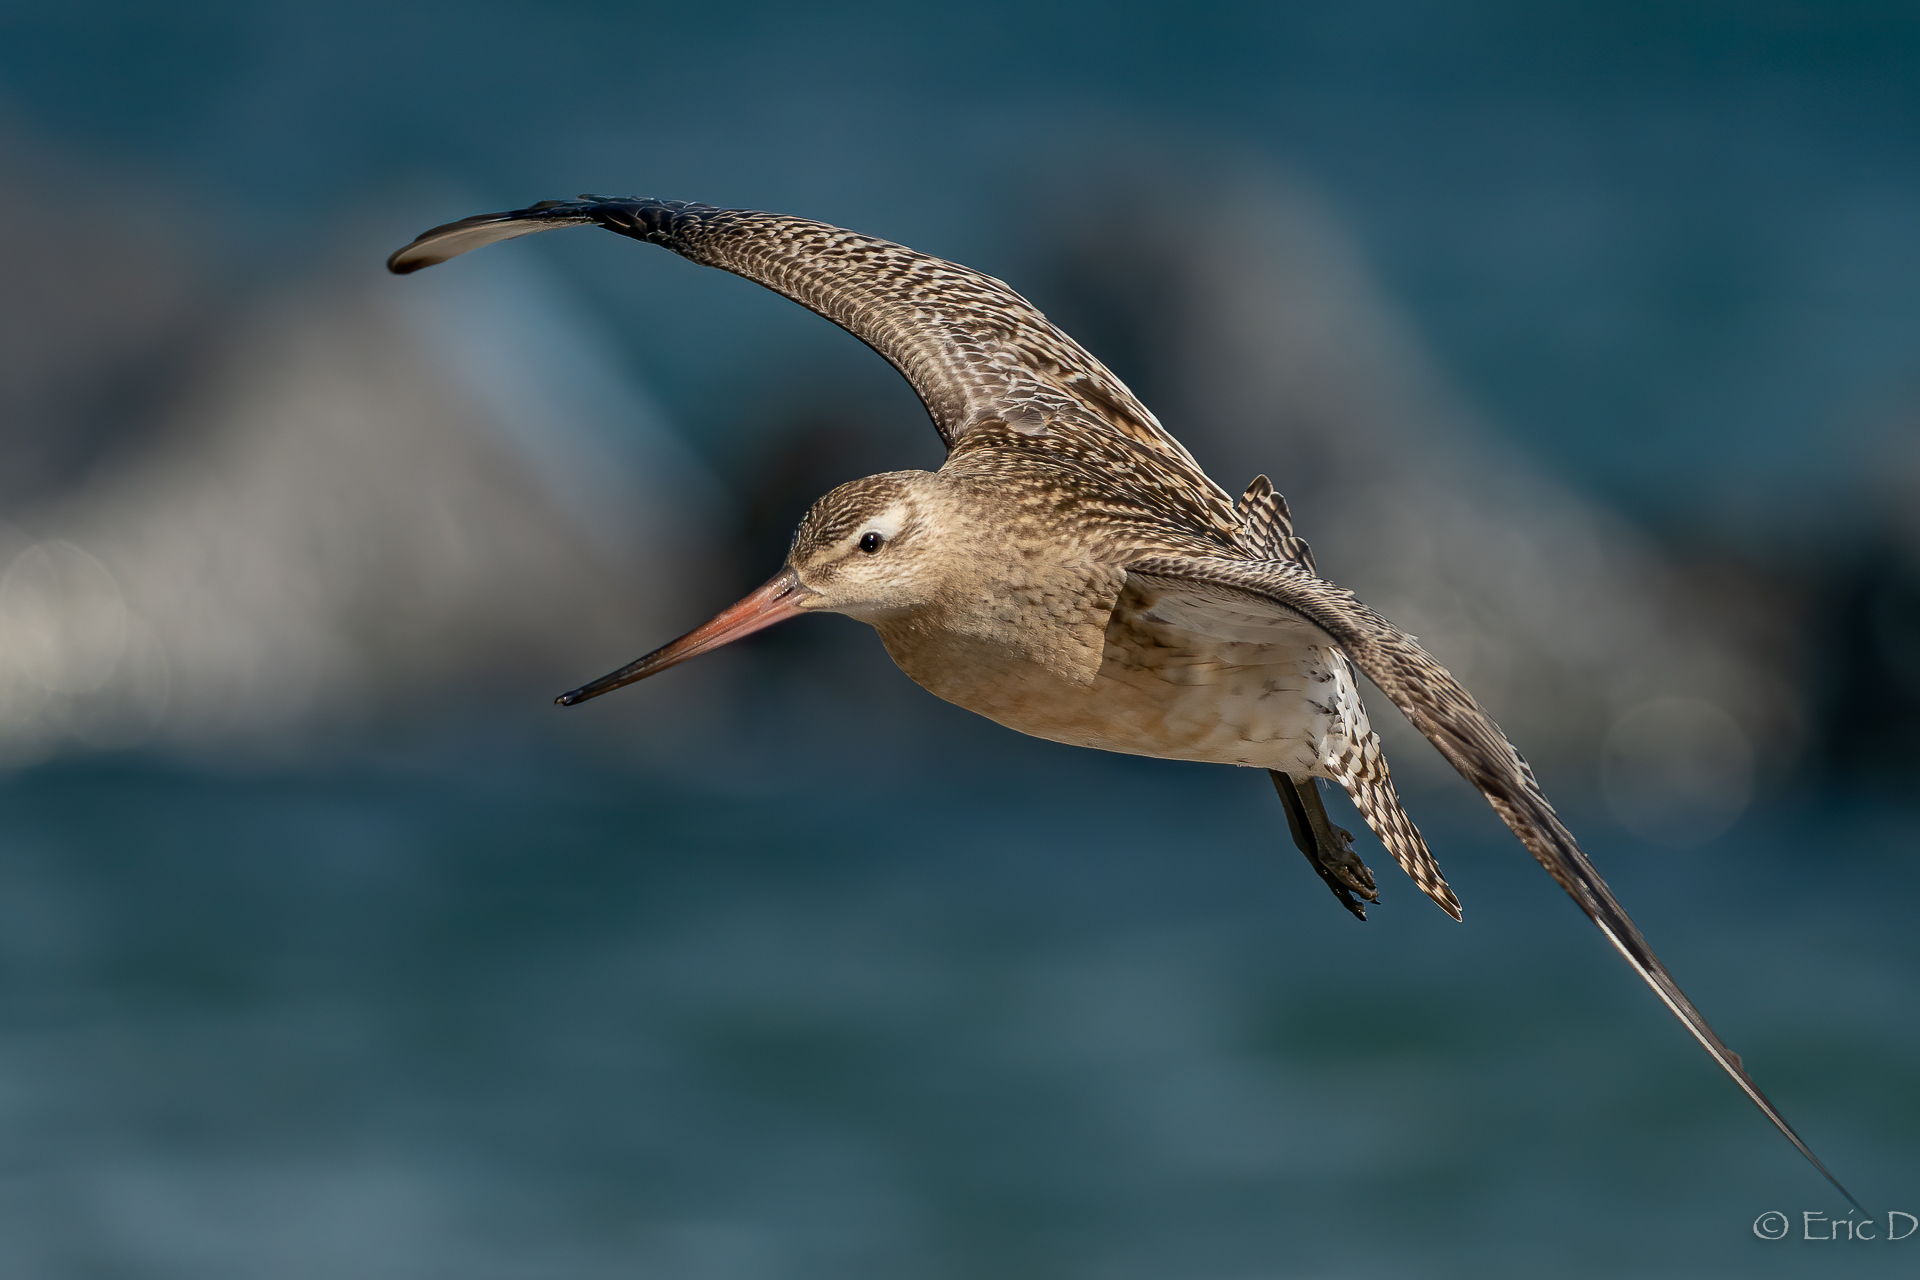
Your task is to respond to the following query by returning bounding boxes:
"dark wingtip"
[384,199,630,279]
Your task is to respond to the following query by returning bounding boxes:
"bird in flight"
[390,196,1858,1208]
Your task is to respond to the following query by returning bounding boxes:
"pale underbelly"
[896,627,1368,776]
[992,651,1354,773]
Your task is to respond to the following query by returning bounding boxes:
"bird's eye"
[859,531,884,554]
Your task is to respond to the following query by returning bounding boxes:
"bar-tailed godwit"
[391,197,1858,1208]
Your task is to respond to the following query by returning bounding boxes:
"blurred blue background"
[0,2,1916,1276]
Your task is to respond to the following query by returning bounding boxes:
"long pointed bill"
[555,569,816,707]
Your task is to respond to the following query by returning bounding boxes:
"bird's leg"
[1270,771,1378,922]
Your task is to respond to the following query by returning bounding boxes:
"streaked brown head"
[555,470,946,706]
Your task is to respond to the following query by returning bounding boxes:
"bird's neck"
[871,559,1126,701]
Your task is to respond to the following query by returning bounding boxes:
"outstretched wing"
[388,196,1222,478]
[1123,552,1862,1212]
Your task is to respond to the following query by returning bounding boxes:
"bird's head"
[785,470,947,621]
[555,471,948,706]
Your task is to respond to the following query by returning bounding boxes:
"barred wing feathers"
[388,197,1227,499]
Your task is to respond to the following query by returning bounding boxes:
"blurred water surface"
[0,737,1913,1278]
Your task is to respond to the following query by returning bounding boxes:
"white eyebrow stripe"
[859,503,909,543]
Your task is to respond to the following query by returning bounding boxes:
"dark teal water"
[0,739,1911,1278]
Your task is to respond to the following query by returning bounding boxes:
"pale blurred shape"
[0,540,130,694]
[1601,696,1756,847]
[64,612,172,750]
[0,240,725,765]
[0,537,170,758]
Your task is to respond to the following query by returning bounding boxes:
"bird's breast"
[876,572,1367,774]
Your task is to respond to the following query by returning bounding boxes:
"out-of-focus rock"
[0,245,725,765]
[1814,408,1920,787]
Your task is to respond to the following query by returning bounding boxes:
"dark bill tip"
[552,568,813,708]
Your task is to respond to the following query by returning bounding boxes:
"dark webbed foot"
[1271,770,1378,921]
